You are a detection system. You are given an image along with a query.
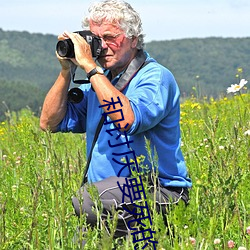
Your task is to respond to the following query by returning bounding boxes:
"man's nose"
[101,38,108,49]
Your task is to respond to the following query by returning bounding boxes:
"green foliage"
[0,109,85,249]
[0,29,60,88]
[0,79,46,121]
[1,29,250,120]
[145,37,250,98]
[0,29,61,121]
[0,94,249,249]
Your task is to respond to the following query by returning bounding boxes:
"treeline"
[145,37,250,97]
[0,28,250,120]
[0,29,60,120]
[0,80,46,120]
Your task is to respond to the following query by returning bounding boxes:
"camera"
[56,30,102,58]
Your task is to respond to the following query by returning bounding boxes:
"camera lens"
[68,88,84,103]
[56,39,74,58]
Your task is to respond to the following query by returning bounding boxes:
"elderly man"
[40,0,192,246]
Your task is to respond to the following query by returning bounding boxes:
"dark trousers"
[72,175,189,239]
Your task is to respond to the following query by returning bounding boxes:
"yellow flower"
[237,67,243,73]
[191,103,201,109]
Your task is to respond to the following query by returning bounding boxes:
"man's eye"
[104,35,114,40]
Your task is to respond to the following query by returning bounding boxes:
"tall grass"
[0,93,249,249]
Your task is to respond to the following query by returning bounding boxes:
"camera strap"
[81,50,150,186]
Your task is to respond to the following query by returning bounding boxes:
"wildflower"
[191,103,201,109]
[237,67,243,73]
[227,79,248,93]
[189,237,196,246]
[42,213,48,221]
[218,145,224,150]
[244,130,250,136]
[20,207,25,214]
[12,185,18,192]
[228,240,235,248]
[246,226,250,235]
[214,238,221,244]
[238,247,246,250]
[196,180,202,185]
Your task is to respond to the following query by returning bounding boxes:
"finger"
[57,31,70,40]
[63,30,70,37]
[65,31,85,43]
[55,50,64,59]
[64,30,76,40]
[55,51,79,66]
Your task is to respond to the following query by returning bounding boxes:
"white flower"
[227,79,248,93]
[238,247,246,250]
[189,237,196,245]
[214,238,221,244]
[244,130,250,136]
[20,207,25,214]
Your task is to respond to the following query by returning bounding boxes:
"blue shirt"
[58,52,192,188]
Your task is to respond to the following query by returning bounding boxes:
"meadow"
[0,90,249,249]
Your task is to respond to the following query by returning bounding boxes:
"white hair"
[82,0,145,49]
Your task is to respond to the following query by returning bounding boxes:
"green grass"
[0,93,249,249]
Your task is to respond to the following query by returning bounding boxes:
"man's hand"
[56,33,79,71]
[62,31,96,73]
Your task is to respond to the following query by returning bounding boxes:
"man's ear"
[131,36,139,48]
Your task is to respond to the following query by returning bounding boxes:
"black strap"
[81,50,149,186]
[81,115,105,186]
[114,49,147,92]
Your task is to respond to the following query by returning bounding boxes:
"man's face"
[89,20,138,73]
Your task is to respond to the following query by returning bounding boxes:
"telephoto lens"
[56,39,75,58]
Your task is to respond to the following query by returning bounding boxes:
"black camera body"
[56,30,102,58]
